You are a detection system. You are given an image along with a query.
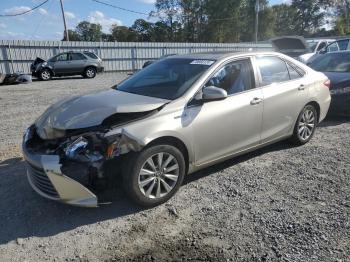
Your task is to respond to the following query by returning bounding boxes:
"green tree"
[180,0,207,42]
[101,33,114,42]
[291,0,325,35]
[110,25,137,42]
[75,21,103,41]
[205,0,242,42]
[239,0,274,42]
[152,0,182,41]
[152,21,172,41]
[272,4,298,36]
[131,19,154,41]
[329,0,350,35]
[62,29,81,41]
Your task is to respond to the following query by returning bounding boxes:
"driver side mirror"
[198,86,227,102]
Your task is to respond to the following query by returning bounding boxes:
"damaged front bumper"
[23,128,98,207]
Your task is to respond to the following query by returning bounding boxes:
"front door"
[53,53,70,75]
[187,58,264,166]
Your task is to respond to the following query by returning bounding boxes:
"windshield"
[307,41,318,52]
[309,52,350,72]
[116,58,214,100]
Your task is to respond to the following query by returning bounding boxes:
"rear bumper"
[22,136,98,207]
[329,94,350,116]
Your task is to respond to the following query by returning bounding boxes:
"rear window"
[309,52,350,72]
[256,56,290,85]
[70,53,86,60]
[84,52,99,59]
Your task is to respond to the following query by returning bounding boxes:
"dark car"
[31,51,104,81]
[309,51,350,116]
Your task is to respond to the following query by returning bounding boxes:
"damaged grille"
[27,163,60,199]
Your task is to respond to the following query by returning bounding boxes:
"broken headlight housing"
[65,137,89,159]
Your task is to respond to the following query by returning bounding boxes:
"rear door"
[256,56,311,143]
[69,53,88,74]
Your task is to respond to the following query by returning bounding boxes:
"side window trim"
[283,59,306,77]
[256,55,305,88]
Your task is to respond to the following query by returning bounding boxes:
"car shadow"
[183,140,292,185]
[318,115,350,127]
[0,157,142,245]
[32,76,85,82]
[0,139,294,245]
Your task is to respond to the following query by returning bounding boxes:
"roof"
[171,51,280,61]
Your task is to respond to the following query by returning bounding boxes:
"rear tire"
[290,104,318,145]
[39,69,52,81]
[83,67,96,78]
[122,145,185,207]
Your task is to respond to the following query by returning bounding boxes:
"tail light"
[323,79,331,88]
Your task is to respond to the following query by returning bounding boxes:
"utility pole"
[254,0,259,43]
[60,0,69,41]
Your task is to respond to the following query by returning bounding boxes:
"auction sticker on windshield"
[190,60,215,65]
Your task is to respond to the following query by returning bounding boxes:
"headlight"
[65,137,88,159]
[330,87,350,95]
[24,127,31,142]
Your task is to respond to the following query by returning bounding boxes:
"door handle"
[250,97,263,105]
[298,84,306,90]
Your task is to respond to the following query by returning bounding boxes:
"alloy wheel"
[86,68,95,78]
[41,70,50,80]
[298,108,316,141]
[138,152,179,199]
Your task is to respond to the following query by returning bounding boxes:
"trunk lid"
[270,36,309,57]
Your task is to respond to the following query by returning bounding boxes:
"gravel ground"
[0,73,349,262]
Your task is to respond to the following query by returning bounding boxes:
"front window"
[116,58,214,100]
[309,53,350,72]
[205,59,255,95]
[56,53,68,61]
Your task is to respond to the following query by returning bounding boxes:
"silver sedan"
[22,51,331,207]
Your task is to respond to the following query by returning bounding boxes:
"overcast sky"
[0,0,286,40]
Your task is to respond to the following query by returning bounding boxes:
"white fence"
[0,40,273,74]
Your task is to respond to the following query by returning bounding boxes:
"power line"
[91,0,149,16]
[30,0,55,39]
[0,0,49,17]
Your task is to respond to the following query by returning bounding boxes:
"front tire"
[290,104,318,145]
[122,145,185,207]
[83,67,96,78]
[39,69,52,81]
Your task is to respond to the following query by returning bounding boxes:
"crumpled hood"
[35,89,169,138]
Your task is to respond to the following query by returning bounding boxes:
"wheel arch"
[84,65,97,71]
[306,101,321,122]
[145,136,190,174]
[41,67,54,75]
